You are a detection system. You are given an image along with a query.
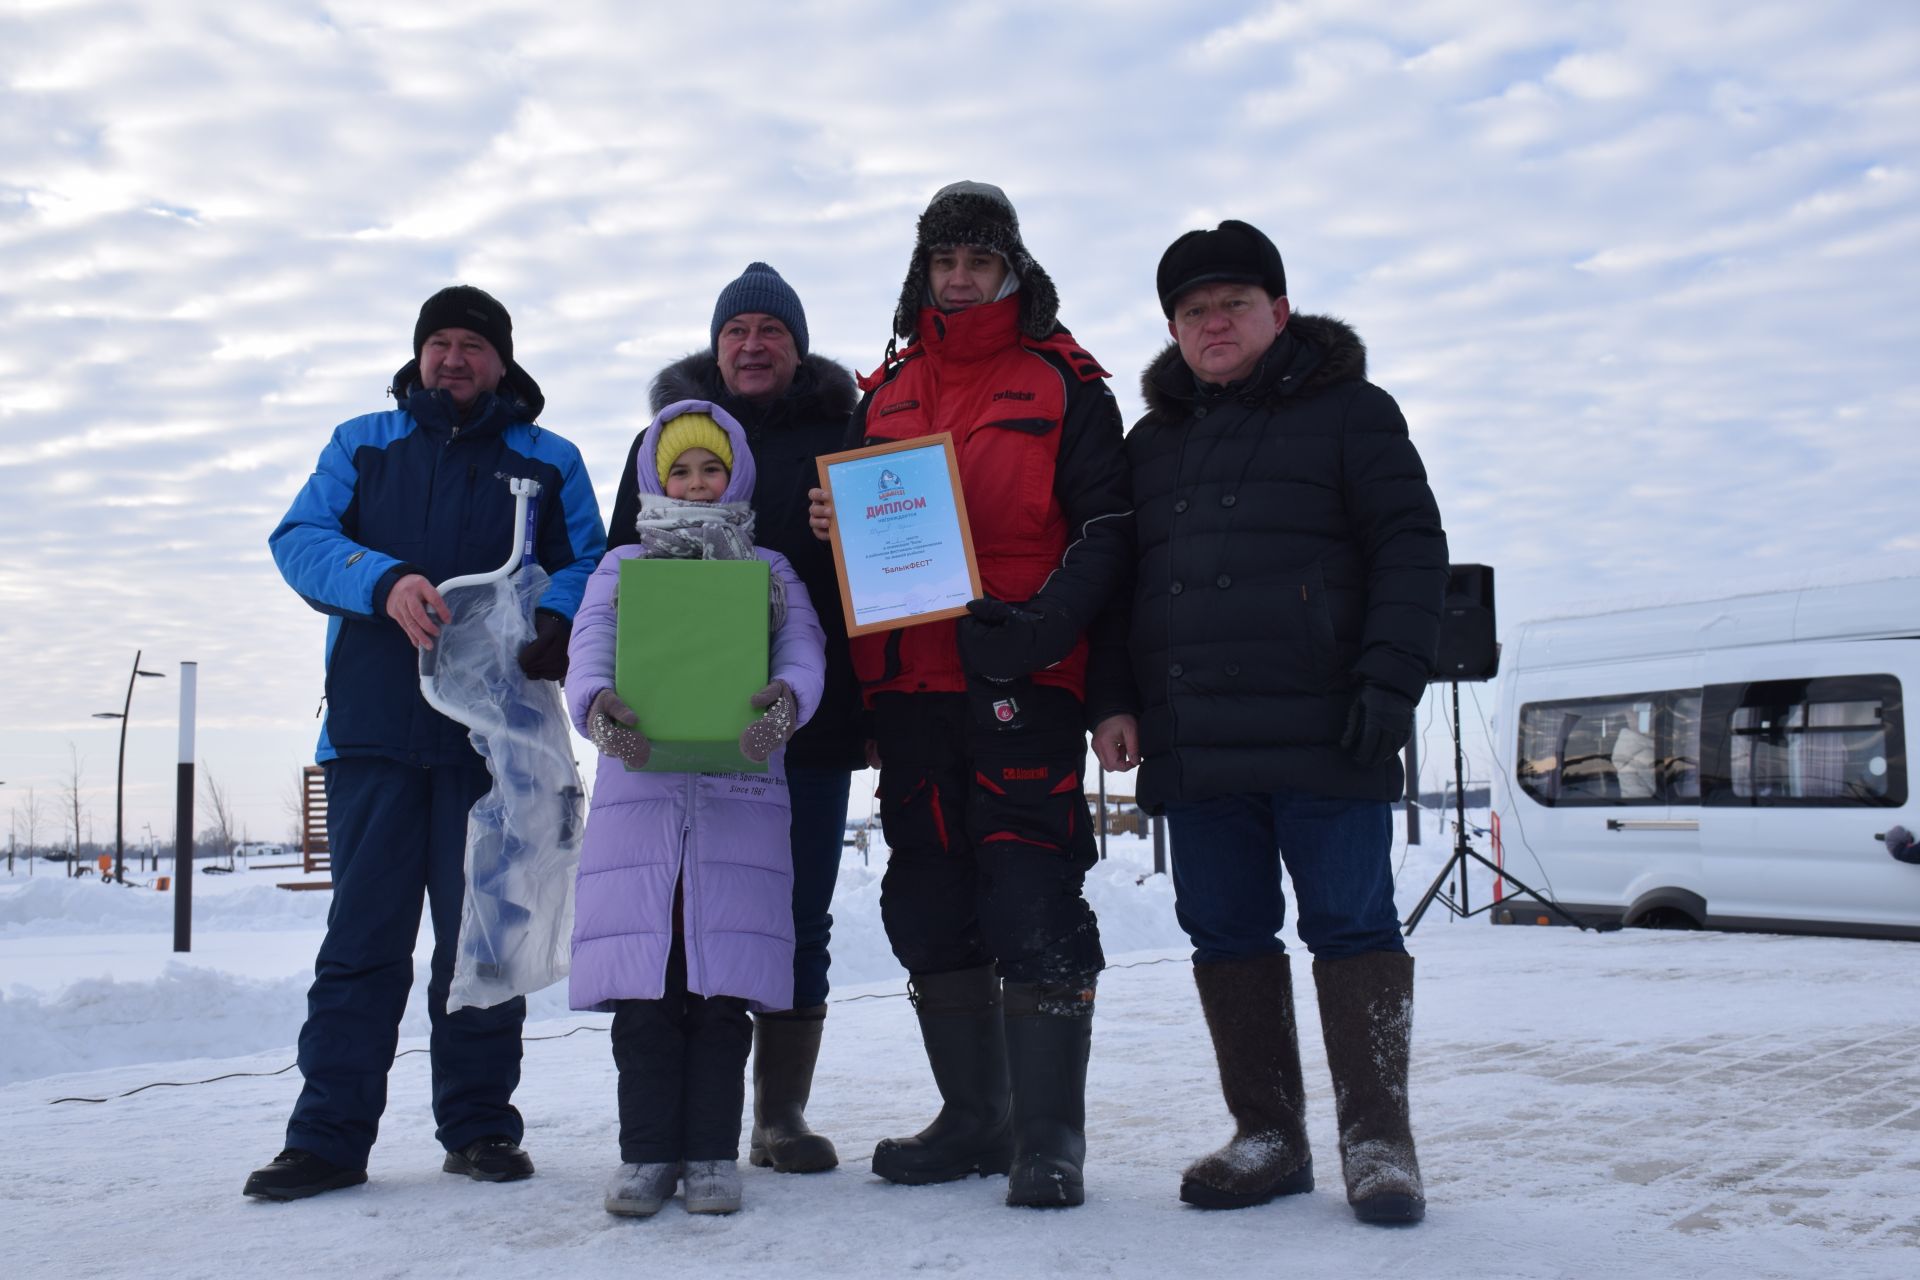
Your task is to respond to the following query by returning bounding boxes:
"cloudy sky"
[3,0,1917,847]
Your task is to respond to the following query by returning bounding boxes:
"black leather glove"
[1339,684,1416,767]
[587,688,651,769]
[957,596,1080,682]
[517,610,573,682]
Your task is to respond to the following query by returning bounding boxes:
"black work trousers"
[872,686,1104,988]
[609,935,752,1163]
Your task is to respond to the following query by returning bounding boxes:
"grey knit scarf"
[632,493,786,630]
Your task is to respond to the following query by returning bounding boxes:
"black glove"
[517,610,573,682]
[957,596,1080,682]
[1339,684,1415,767]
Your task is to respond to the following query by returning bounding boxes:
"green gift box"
[615,557,771,774]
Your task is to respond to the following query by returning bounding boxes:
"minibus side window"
[1663,693,1703,802]
[1701,675,1907,807]
[1517,691,1695,807]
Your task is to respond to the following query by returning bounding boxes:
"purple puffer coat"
[566,400,827,1013]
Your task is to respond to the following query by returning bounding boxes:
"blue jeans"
[1166,789,1406,963]
[785,766,852,1008]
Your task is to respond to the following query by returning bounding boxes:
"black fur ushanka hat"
[891,180,1060,340]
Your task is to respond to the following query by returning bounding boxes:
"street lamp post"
[93,650,166,885]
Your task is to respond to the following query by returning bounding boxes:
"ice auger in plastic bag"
[420,477,586,1012]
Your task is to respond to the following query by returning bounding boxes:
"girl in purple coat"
[565,401,826,1218]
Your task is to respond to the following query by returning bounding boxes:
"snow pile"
[0,876,332,938]
[4,824,1918,1278]
[0,842,1189,1086]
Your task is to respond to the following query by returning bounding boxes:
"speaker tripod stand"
[1403,681,1590,935]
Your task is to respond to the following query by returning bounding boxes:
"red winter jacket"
[848,294,1132,703]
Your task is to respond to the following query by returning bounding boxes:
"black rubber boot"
[1315,951,1425,1225]
[1180,952,1315,1209]
[242,1148,367,1202]
[871,965,1014,1185]
[1002,981,1093,1208]
[749,1005,839,1173]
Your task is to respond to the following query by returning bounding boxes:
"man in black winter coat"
[606,263,863,1177]
[1089,221,1447,1226]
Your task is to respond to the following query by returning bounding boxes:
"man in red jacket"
[810,181,1131,1208]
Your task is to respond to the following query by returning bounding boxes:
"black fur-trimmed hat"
[414,284,514,363]
[892,180,1059,340]
[1156,220,1286,318]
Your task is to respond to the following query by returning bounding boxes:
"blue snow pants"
[285,756,526,1170]
[785,765,853,1009]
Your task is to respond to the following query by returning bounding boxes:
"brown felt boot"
[1314,951,1425,1225]
[1179,952,1314,1209]
[749,1006,839,1173]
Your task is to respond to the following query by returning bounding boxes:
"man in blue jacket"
[248,286,606,1201]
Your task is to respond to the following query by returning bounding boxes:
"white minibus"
[1490,575,1920,940]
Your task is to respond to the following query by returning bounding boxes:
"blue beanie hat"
[710,262,809,358]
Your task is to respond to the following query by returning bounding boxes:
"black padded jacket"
[1088,314,1448,808]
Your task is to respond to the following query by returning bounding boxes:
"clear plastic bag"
[422,562,585,1012]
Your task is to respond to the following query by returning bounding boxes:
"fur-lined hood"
[648,350,858,423]
[1140,312,1367,418]
[388,356,545,422]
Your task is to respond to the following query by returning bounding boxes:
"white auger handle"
[435,477,544,594]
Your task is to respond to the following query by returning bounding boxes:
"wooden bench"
[277,880,333,892]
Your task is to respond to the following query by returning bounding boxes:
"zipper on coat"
[678,774,701,996]
[1163,427,1187,761]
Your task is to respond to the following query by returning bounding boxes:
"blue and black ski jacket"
[271,362,607,767]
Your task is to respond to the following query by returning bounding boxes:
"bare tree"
[18,786,45,875]
[62,743,88,878]
[282,770,307,848]
[200,765,237,868]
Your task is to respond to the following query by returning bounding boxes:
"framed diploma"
[816,433,981,637]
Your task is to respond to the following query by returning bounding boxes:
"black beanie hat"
[414,285,513,363]
[1155,220,1286,318]
[710,262,810,358]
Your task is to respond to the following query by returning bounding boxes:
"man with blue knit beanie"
[608,261,865,1177]
[710,261,810,361]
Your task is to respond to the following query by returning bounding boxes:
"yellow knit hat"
[654,412,733,487]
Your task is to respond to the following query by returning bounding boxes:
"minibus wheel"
[1633,906,1700,930]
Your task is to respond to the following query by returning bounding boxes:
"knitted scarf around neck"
[632,493,785,630]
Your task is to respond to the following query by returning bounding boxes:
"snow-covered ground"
[3,819,1916,1279]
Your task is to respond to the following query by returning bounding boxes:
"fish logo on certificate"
[816,433,981,636]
